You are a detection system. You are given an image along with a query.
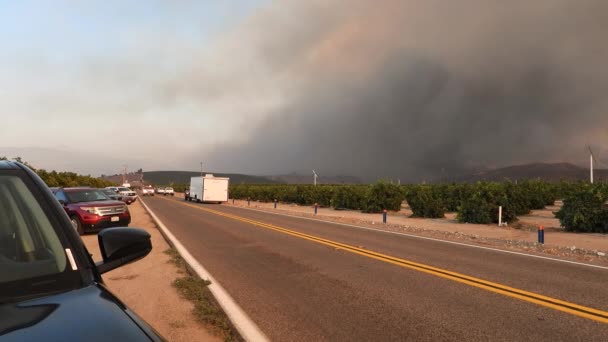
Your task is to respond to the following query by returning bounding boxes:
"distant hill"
[451,163,608,182]
[102,171,282,186]
[265,173,363,184]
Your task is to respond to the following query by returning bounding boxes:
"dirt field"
[81,200,220,342]
[221,198,608,265]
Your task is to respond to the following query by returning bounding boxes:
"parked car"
[156,187,166,195]
[142,185,155,196]
[101,188,123,201]
[0,161,163,341]
[52,187,131,235]
[164,187,175,196]
[110,186,137,205]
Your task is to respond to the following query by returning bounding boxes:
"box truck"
[186,174,229,203]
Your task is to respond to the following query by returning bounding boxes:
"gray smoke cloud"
[187,0,608,181]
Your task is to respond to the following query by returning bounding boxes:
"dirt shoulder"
[222,198,608,266]
[81,200,221,342]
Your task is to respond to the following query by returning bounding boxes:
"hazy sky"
[1,0,265,175]
[2,1,607,180]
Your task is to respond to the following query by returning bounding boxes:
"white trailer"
[187,174,229,203]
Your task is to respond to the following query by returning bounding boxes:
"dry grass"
[164,249,242,342]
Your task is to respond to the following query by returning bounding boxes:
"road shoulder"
[81,200,222,342]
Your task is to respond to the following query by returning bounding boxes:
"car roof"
[0,160,18,170]
[62,187,96,192]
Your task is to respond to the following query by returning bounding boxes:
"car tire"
[70,216,84,235]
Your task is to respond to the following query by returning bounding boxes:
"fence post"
[383,209,387,224]
[314,203,318,215]
[538,225,545,244]
[247,197,250,206]
[498,206,502,226]
[274,199,277,209]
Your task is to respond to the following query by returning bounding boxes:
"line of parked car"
[49,186,138,235]
[1,160,163,341]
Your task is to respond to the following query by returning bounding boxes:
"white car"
[156,187,166,195]
[164,187,175,196]
[142,186,155,196]
[116,186,138,204]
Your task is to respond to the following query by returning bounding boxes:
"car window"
[102,190,116,196]
[0,175,68,283]
[65,189,110,203]
[53,190,68,203]
[118,187,130,192]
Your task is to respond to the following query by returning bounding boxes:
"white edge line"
[140,199,269,342]
[227,204,608,271]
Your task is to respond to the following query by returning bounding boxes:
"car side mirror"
[95,228,152,274]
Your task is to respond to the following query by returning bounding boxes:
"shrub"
[405,185,445,218]
[518,180,557,209]
[457,182,519,224]
[457,192,495,224]
[363,181,404,213]
[504,182,531,216]
[555,187,608,233]
[441,183,473,212]
[332,185,367,210]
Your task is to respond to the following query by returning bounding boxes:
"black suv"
[0,161,164,341]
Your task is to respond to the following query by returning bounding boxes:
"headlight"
[80,207,99,215]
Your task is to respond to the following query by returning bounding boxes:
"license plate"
[111,216,119,222]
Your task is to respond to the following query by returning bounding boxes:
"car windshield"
[65,189,111,203]
[0,174,81,302]
[101,189,117,197]
[118,187,130,192]
[166,187,173,191]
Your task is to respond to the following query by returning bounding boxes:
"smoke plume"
[188,0,608,181]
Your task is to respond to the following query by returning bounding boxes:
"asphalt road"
[141,195,608,341]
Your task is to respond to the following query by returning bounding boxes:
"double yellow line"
[157,196,608,324]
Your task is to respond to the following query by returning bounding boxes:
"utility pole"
[200,162,203,178]
[122,164,128,185]
[588,146,594,184]
[591,154,594,184]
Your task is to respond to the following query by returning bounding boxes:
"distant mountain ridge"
[102,171,363,185]
[451,162,608,182]
[264,173,363,184]
[102,171,281,186]
[101,163,607,186]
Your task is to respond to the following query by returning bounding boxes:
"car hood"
[70,200,126,207]
[0,286,161,341]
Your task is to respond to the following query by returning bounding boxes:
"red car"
[52,187,131,235]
